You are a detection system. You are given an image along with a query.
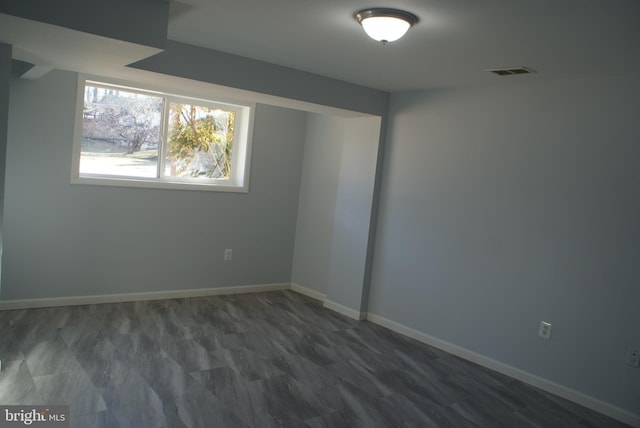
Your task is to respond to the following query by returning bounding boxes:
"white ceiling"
[167,0,640,91]
[2,0,639,92]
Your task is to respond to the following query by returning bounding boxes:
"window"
[72,78,254,192]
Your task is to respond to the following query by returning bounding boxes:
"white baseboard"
[0,283,290,311]
[290,283,326,301]
[323,299,366,321]
[365,313,640,428]
[289,283,366,321]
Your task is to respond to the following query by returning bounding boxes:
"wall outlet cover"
[538,321,552,340]
[626,347,640,368]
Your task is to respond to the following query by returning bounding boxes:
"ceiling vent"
[487,67,535,76]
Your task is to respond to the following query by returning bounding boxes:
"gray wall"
[0,0,169,49]
[131,41,389,117]
[0,44,11,289]
[292,113,381,314]
[291,114,344,295]
[325,116,380,312]
[1,70,307,300]
[368,75,640,414]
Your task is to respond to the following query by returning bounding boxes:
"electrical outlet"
[538,321,552,340]
[224,249,232,261]
[626,347,640,368]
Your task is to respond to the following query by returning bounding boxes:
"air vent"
[487,67,535,76]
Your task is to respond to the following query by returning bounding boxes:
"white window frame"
[72,75,255,192]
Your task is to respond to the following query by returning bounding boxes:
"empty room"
[0,0,638,427]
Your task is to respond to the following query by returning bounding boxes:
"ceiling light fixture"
[354,8,419,44]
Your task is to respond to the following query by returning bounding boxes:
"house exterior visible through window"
[73,78,254,192]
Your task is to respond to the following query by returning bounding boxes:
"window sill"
[72,175,249,193]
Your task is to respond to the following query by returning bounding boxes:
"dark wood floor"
[0,290,630,428]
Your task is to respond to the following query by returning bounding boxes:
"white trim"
[288,283,366,321]
[290,283,326,301]
[365,313,640,428]
[323,299,366,321]
[290,283,367,321]
[71,176,249,193]
[0,283,290,311]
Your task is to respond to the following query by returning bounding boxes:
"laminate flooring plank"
[0,291,632,427]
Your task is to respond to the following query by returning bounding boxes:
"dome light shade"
[354,8,418,43]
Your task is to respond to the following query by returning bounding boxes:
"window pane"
[80,85,162,178]
[165,103,235,180]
